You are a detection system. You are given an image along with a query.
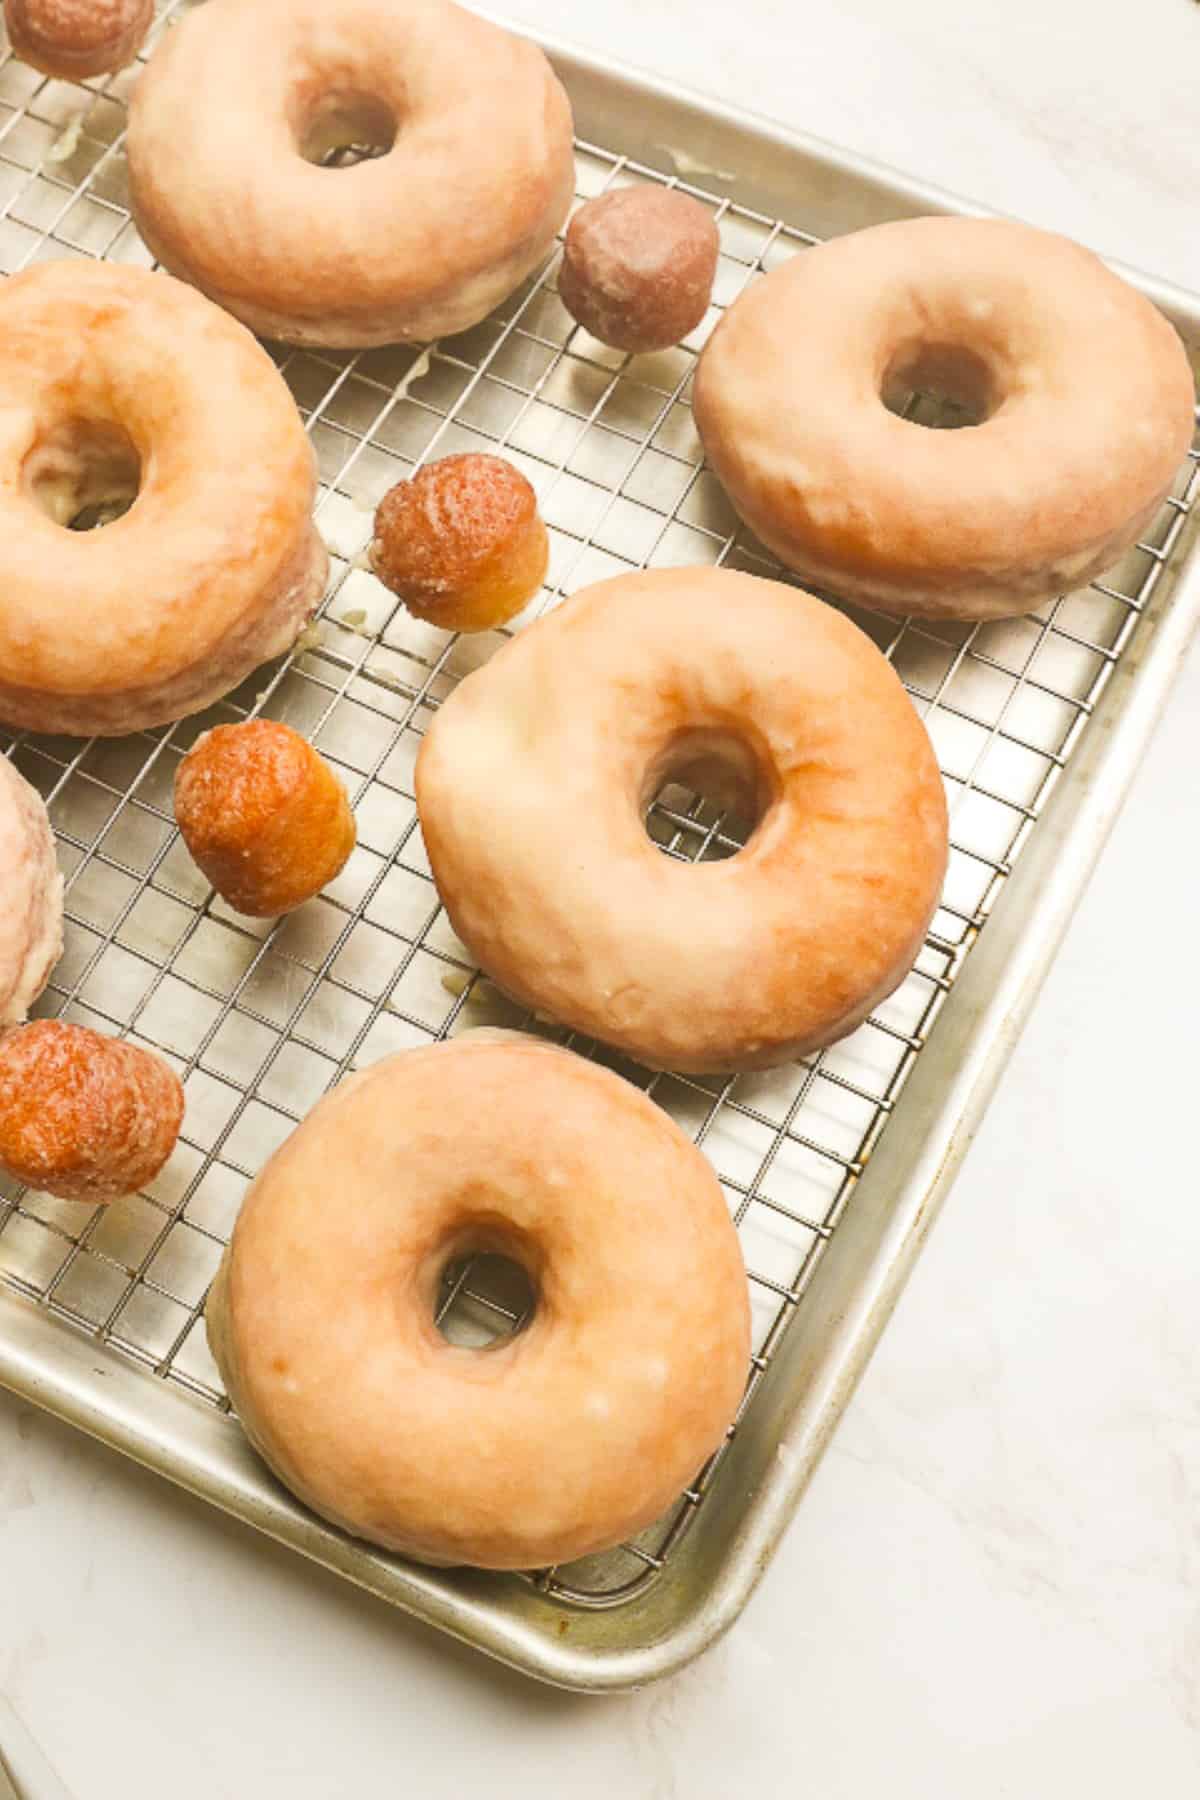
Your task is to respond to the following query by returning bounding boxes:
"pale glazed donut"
[206,1032,750,1569]
[0,755,62,1031]
[4,0,152,79]
[126,0,575,347]
[0,262,327,737]
[416,568,948,1074]
[693,217,1196,621]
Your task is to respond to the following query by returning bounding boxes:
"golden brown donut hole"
[0,1020,183,1204]
[4,0,153,78]
[174,720,356,918]
[370,453,549,632]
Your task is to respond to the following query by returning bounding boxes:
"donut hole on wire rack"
[296,89,397,168]
[881,338,998,430]
[435,1243,538,1349]
[22,417,142,531]
[643,725,777,865]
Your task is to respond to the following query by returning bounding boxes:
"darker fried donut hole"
[559,186,720,353]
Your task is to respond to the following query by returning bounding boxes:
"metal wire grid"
[1,3,1198,1609]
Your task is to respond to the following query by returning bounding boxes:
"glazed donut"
[0,755,62,1031]
[126,0,575,347]
[693,217,1196,621]
[416,568,948,1074]
[0,262,327,737]
[4,0,152,79]
[206,1032,750,1569]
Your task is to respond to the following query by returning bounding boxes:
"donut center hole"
[299,91,396,167]
[644,728,773,863]
[436,1251,536,1348]
[23,418,142,530]
[882,341,997,429]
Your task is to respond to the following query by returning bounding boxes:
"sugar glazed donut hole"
[693,216,1197,621]
[559,186,720,353]
[0,1021,184,1203]
[175,721,357,919]
[0,755,62,1031]
[0,261,327,738]
[126,0,576,346]
[206,1032,751,1569]
[417,568,949,1074]
[370,455,549,632]
[4,0,153,79]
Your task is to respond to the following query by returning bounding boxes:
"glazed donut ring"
[0,754,62,1031]
[206,1033,750,1569]
[416,569,948,1074]
[694,217,1196,620]
[127,0,576,347]
[0,262,327,737]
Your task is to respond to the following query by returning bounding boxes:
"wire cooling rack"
[1,0,1198,1613]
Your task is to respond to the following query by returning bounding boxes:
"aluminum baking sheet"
[1,0,1198,1692]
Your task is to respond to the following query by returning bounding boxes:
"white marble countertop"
[3,1,1200,1794]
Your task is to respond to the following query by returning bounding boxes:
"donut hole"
[881,340,998,429]
[644,727,775,864]
[436,1249,537,1348]
[298,90,397,168]
[23,418,142,530]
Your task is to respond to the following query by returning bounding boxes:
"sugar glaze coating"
[0,262,327,737]
[127,0,576,346]
[417,567,948,1073]
[206,1032,750,1568]
[694,216,1196,620]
